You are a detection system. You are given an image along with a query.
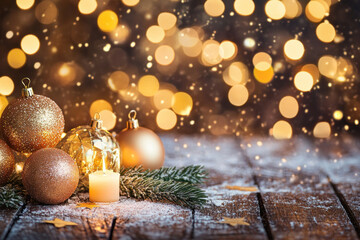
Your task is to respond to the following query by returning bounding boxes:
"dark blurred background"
[0,0,359,138]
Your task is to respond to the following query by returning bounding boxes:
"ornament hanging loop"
[21,77,34,98]
[127,110,139,129]
[91,112,103,130]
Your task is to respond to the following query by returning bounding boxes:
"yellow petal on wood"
[225,185,258,192]
[76,202,100,210]
[217,217,250,226]
[43,218,78,228]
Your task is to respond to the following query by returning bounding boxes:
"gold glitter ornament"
[56,113,120,182]
[116,110,165,170]
[22,148,79,205]
[0,78,65,153]
[0,139,15,186]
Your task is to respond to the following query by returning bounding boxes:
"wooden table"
[0,135,359,240]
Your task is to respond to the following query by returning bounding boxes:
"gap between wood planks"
[0,203,26,240]
[328,178,360,239]
[239,142,274,240]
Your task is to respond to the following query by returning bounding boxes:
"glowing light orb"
[157,109,177,130]
[178,28,199,48]
[7,48,26,69]
[294,71,314,92]
[78,0,97,15]
[244,37,256,49]
[316,21,336,43]
[228,84,249,106]
[272,120,292,139]
[146,25,165,43]
[172,92,193,116]
[204,0,225,17]
[279,96,299,119]
[284,39,305,60]
[155,45,175,66]
[253,52,272,70]
[223,62,249,86]
[313,121,331,138]
[254,67,274,84]
[219,41,237,60]
[153,89,174,110]
[16,0,35,10]
[108,71,130,91]
[97,10,118,32]
[265,0,286,20]
[158,12,177,30]
[110,24,131,44]
[122,0,139,6]
[35,0,58,24]
[90,99,113,119]
[318,55,337,78]
[333,110,343,120]
[99,109,117,131]
[234,0,255,16]
[305,0,326,23]
[0,76,15,96]
[21,34,40,55]
[202,40,222,66]
[138,75,160,97]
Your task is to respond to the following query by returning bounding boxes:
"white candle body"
[89,170,120,202]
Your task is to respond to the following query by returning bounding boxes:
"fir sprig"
[121,165,208,184]
[0,172,26,209]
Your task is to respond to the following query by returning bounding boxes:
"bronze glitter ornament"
[116,110,165,170]
[57,113,120,183]
[22,148,79,205]
[0,139,15,186]
[0,78,65,153]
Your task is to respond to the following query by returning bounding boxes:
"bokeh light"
[178,28,199,48]
[234,0,255,16]
[253,52,272,70]
[138,75,160,97]
[313,121,331,138]
[0,96,8,118]
[122,0,140,7]
[35,0,58,24]
[316,21,336,43]
[155,45,175,66]
[78,0,97,15]
[99,109,117,131]
[228,84,249,106]
[272,120,292,139]
[318,55,337,78]
[90,100,113,119]
[172,92,193,116]
[7,48,26,69]
[279,96,299,119]
[294,71,314,92]
[158,12,177,30]
[0,76,15,96]
[223,62,249,86]
[204,0,225,17]
[153,89,174,110]
[284,39,305,60]
[16,0,35,10]
[146,26,165,43]
[305,0,327,23]
[219,41,237,60]
[333,110,343,120]
[254,66,274,84]
[156,109,177,130]
[265,0,286,20]
[20,34,40,55]
[97,10,118,32]
[110,24,131,44]
[108,71,130,91]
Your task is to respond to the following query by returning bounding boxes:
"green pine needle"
[0,172,26,209]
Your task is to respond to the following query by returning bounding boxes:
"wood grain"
[0,206,24,240]
[244,137,359,239]
[164,135,266,239]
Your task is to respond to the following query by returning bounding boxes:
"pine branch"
[120,175,207,209]
[0,172,26,209]
[120,165,208,184]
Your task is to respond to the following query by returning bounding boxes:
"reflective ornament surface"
[0,78,64,153]
[116,110,165,170]
[0,139,15,186]
[57,114,120,181]
[22,148,79,205]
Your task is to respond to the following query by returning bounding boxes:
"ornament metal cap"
[91,113,103,130]
[127,110,139,129]
[21,77,34,98]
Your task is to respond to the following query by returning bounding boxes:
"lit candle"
[89,170,120,202]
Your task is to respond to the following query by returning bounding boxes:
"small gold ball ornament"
[0,78,65,153]
[0,139,15,186]
[116,110,165,170]
[22,148,79,205]
[57,113,120,182]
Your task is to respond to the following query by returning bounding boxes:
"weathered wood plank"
[244,137,358,239]
[164,135,266,239]
[6,197,115,240]
[0,206,24,240]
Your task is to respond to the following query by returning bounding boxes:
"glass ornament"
[56,113,120,182]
